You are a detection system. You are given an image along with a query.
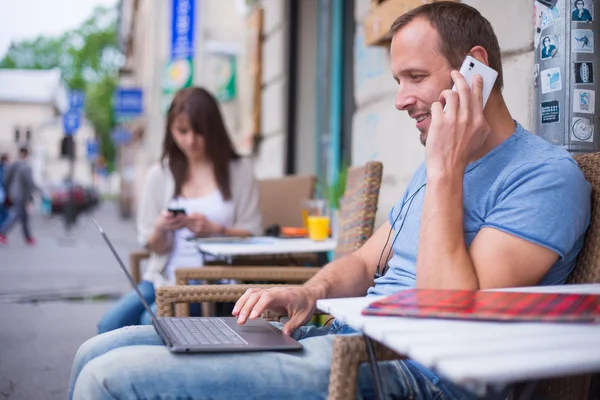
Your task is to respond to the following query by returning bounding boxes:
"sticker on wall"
[572,117,594,142]
[541,100,561,124]
[541,67,563,93]
[534,64,540,88]
[573,89,596,114]
[534,0,563,48]
[541,35,559,59]
[572,0,594,22]
[572,29,594,53]
[574,62,595,84]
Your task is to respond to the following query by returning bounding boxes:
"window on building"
[26,128,32,142]
[14,127,20,143]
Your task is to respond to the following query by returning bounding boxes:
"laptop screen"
[93,219,157,320]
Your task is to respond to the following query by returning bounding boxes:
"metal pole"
[64,138,76,234]
[328,0,343,199]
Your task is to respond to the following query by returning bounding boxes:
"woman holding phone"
[97,87,262,334]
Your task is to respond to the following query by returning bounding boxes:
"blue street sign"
[171,0,195,60]
[63,109,81,135]
[111,127,133,145]
[70,90,85,110]
[86,138,99,162]
[113,88,143,121]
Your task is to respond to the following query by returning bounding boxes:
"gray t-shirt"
[368,121,591,297]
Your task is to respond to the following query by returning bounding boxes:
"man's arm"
[417,174,559,290]
[303,221,395,299]
[233,221,396,333]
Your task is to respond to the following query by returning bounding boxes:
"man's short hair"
[0,154,7,163]
[387,2,504,91]
[19,147,29,157]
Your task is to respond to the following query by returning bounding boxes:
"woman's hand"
[154,211,187,232]
[185,213,224,236]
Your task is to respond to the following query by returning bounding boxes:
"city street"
[0,202,138,399]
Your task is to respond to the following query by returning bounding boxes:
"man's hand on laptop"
[233,286,323,336]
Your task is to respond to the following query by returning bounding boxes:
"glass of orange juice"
[307,215,330,241]
[303,199,329,241]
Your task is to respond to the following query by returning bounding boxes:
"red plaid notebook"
[362,289,600,323]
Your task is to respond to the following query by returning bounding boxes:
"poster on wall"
[571,0,594,22]
[574,62,595,84]
[541,100,561,124]
[573,89,596,113]
[214,55,237,102]
[571,29,594,52]
[572,117,594,142]
[540,67,563,93]
[540,35,559,59]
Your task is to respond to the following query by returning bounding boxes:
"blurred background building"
[0,68,95,186]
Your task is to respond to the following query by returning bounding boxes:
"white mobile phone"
[452,55,498,109]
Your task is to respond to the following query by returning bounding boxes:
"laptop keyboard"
[164,318,248,346]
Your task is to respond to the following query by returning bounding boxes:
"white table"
[317,284,600,397]
[191,236,337,259]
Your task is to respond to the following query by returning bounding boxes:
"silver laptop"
[93,219,302,353]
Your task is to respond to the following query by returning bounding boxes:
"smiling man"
[69,3,591,399]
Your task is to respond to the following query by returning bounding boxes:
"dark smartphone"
[167,208,187,216]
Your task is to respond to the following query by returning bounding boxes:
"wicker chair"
[169,161,384,317]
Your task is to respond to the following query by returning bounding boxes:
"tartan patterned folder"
[362,289,600,323]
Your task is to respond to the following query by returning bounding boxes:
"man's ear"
[468,46,490,67]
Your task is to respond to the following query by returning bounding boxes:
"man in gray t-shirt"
[0,147,38,245]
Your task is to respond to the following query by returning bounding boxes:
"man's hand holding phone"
[426,69,492,177]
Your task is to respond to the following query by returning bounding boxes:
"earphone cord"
[374,183,426,279]
[369,182,426,400]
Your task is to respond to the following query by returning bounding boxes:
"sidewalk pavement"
[0,201,139,400]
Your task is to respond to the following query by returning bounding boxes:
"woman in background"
[97,87,262,334]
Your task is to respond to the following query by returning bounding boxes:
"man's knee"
[72,358,113,400]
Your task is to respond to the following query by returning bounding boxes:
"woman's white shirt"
[163,192,234,283]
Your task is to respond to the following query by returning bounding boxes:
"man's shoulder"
[500,128,586,194]
[505,125,578,175]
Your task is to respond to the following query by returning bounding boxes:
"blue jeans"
[0,203,8,227]
[0,201,32,239]
[70,320,478,400]
[97,280,157,334]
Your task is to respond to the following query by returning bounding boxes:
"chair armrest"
[175,267,320,284]
[155,284,290,317]
[129,250,150,285]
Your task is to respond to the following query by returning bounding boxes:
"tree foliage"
[0,5,121,171]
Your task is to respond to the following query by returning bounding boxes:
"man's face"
[390,18,454,146]
[576,1,584,9]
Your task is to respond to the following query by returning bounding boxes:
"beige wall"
[352,0,535,226]
[0,102,94,186]
[0,102,55,156]
[252,0,289,178]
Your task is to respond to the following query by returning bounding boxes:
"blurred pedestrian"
[0,154,8,226]
[0,147,39,245]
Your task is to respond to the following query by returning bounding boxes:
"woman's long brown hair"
[162,87,240,200]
